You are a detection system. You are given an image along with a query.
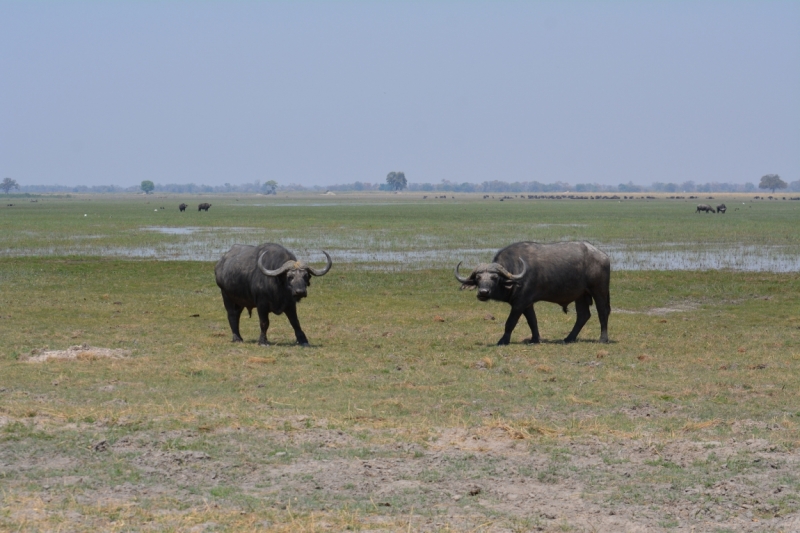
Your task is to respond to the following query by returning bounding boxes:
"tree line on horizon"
[7,175,798,195]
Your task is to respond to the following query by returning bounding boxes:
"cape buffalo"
[716,203,726,214]
[179,203,187,212]
[215,243,332,346]
[198,203,212,211]
[455,241,610,345]
[696,204,714,213]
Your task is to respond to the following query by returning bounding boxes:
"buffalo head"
[258,251,332,301]
[454,258,526,301]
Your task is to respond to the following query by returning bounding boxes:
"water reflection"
[606,246,800,272]
[143,226,262,235]
[3,227,798,272]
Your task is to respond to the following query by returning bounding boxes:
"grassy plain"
[1,193,799,531]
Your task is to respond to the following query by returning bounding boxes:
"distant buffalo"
[696,204,714,213]
[716,204,727,214]
[215,243,332,346]
[198,203,212,211]
[179,203,187,212]
[455,241,611,345]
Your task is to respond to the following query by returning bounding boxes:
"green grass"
[1,257,797,437]
[0,192,799,530]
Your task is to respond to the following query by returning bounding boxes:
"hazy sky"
[2,1,798,188]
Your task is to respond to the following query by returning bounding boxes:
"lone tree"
[759,174,787,194]
[140,180,155,194]
[262,180,278,195]
[386,171,407,191]
[1,177,19,194]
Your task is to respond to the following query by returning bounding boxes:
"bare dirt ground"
[2,414,799,532]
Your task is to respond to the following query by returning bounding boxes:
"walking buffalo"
[198,203,212,211]
[179,203,187,212]
[696,204,714,213]
[716,204,727,214]
[455,241,611,345]
[215,243,332,346]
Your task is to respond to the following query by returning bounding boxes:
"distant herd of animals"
[422,194,800,201]
[214,241,611,348]
[178,203,212,212]
[172,198,800,219]
[696,203,726,213]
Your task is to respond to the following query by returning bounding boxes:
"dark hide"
[179,203,187,212]
[198,203,212,211]
[215,243,331,346]
[696,204,714,213]
[456,241,611,345]
[716,204,727,214]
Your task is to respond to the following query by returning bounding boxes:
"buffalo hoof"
[298,342,310,347]
[496,338,510,346]
[525,337,540,344]
[258,340,271,346]
[232,336,243,343]
[563,337,578,344]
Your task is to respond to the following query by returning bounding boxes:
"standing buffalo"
[179,203,187,212]
[716,204,727,214]
[455,241,610,345]
[696,204,714,213]
[215,243,332,346]
[198,203,212,211]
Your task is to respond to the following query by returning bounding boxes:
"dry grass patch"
[488,418,560,439]
[247,356,277,365]
[472,356,494,369]
[22,343,130,363]
[567,395,596,405]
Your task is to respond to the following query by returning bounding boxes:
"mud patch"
[22,343,130,363]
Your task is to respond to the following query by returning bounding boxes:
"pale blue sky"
[1,1,798,188]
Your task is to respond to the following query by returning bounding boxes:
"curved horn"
[454,261,472,284]
[258,253,295,276]
[308,251,333,276]
[494,257,527,280]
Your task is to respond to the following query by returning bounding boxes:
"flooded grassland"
[2,192,799,271]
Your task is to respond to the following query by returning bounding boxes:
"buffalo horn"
[454,261,472,283]
[308,251,333,276]
[258,253,295,276]
[494,257,527,280]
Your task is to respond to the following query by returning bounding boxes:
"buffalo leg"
[284,305,310,347]
[256,307,271,346]
[498,308,524,345]
[221,293,245,342]
[522,305,540,344]
[564,294,592,343]
[591,288,610,343]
